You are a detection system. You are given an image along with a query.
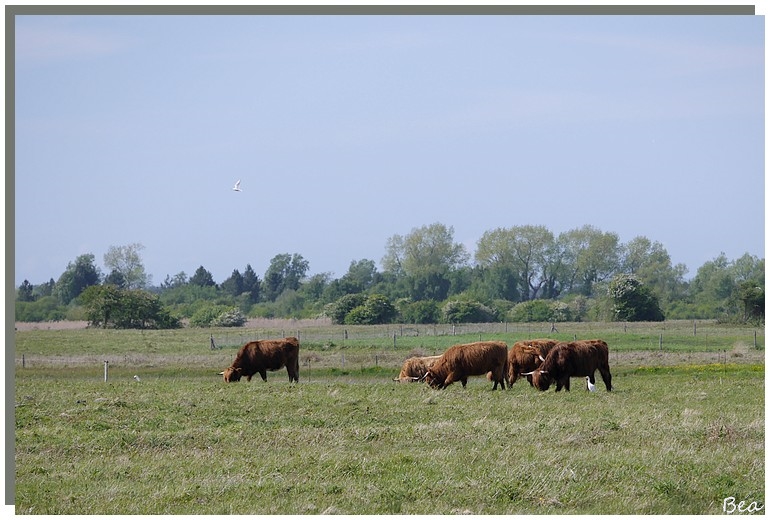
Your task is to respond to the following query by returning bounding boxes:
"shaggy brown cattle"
[523,339,612,392]
[423,341,508,390]
[220,337,300,383]
[506,339,559,386]
[393,355,442,382]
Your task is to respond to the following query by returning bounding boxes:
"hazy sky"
[13,10,765,287]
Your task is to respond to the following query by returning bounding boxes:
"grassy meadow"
[13,321,765,514]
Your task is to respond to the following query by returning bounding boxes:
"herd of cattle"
[219,336,613,392]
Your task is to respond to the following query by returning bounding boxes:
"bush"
[211,307,247,327]
[442,300,497,323]
[507,300,554,322]
[190,305,245,327]
[397,299,441,324]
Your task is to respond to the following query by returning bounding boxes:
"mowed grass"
[13,323,765,514]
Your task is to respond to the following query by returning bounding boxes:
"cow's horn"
[521,370,536,376]
[218,371,224,375]
[538,355,545,362]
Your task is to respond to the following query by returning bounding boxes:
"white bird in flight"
[232,180,242,192]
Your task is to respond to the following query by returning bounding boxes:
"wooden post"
[754,330,757,349]
[693,321,697,336]
[393,333,397,348]
[22,354,25,368]
[104,360,109,383]
[659,334,663,351]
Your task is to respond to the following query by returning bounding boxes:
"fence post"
[104,360,109,383]
[659,334,663,351]
[393,333,397,349]
[22,354,25,368]
[693,321,697,336]
[754,330,757,349]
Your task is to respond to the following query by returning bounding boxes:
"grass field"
[12,321,765,514]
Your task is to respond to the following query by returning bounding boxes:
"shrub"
[190,304,245,327]
[211,307,247,327]
[442,300,497,323]
[397,299,441,324]
[507,299,554,322]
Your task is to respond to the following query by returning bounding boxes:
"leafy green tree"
[263,253,309,301]
[382,223,469,301]
[54,254,101,304]
[80,285,180,329]
[507,299,555,322]
[161,272,188,289]
[189,266,216,287]
[15,296,66,322]
[221,269,244,297]
[737,281,764,322]
[557,226,622,297]
[396,299,441,324]
[242,264,261,303]
[17,280,34,302]
[104,270,127,288]
[103,243,150,289]
[622,236,688,307]
[608,274,664,322]
[327,293,367,324]
[441,300,497,323]
[32,278,56,299]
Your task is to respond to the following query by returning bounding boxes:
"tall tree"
[382,223,469,301]
[103,243,150,289]
[242,264,261,303]
[557,225,622,297]
[263,253,309,301]
[475,225,554,301]
[17,280,35,302]
[622,236,687,305]
[221,269,245,297]
[189,266,216,287]
[54,254,101,304]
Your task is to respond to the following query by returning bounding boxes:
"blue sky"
[13,11,765,287]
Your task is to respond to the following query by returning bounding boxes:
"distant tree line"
[15,224,765,328]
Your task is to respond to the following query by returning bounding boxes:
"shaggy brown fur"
[528,339,612,392]
[506,339,559,386]
[393,355,442,382]
[221,337,300,383]
[424,341,508,390]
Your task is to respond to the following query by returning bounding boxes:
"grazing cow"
[423,341,508,390]
[506,339,559,386]
[523,339,612,392]
[220,337,300,383]
[393,355,442,382]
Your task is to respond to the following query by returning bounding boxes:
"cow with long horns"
[422,341,508,390]
[506,339,559,386]
[522,339,612,392]
[393,355,442,382]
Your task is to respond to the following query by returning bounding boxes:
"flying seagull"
[232,180,242,192]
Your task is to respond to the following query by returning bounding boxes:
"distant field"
[12,321,765,514]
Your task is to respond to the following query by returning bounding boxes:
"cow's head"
[521,369,551,391]
[220,367,242,382]
[421,370,441,389]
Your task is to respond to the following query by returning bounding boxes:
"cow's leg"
[564,378,571,391]
[259,370,268,382]
[599,365,613,391]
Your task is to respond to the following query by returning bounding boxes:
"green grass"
[12,323,765,514]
